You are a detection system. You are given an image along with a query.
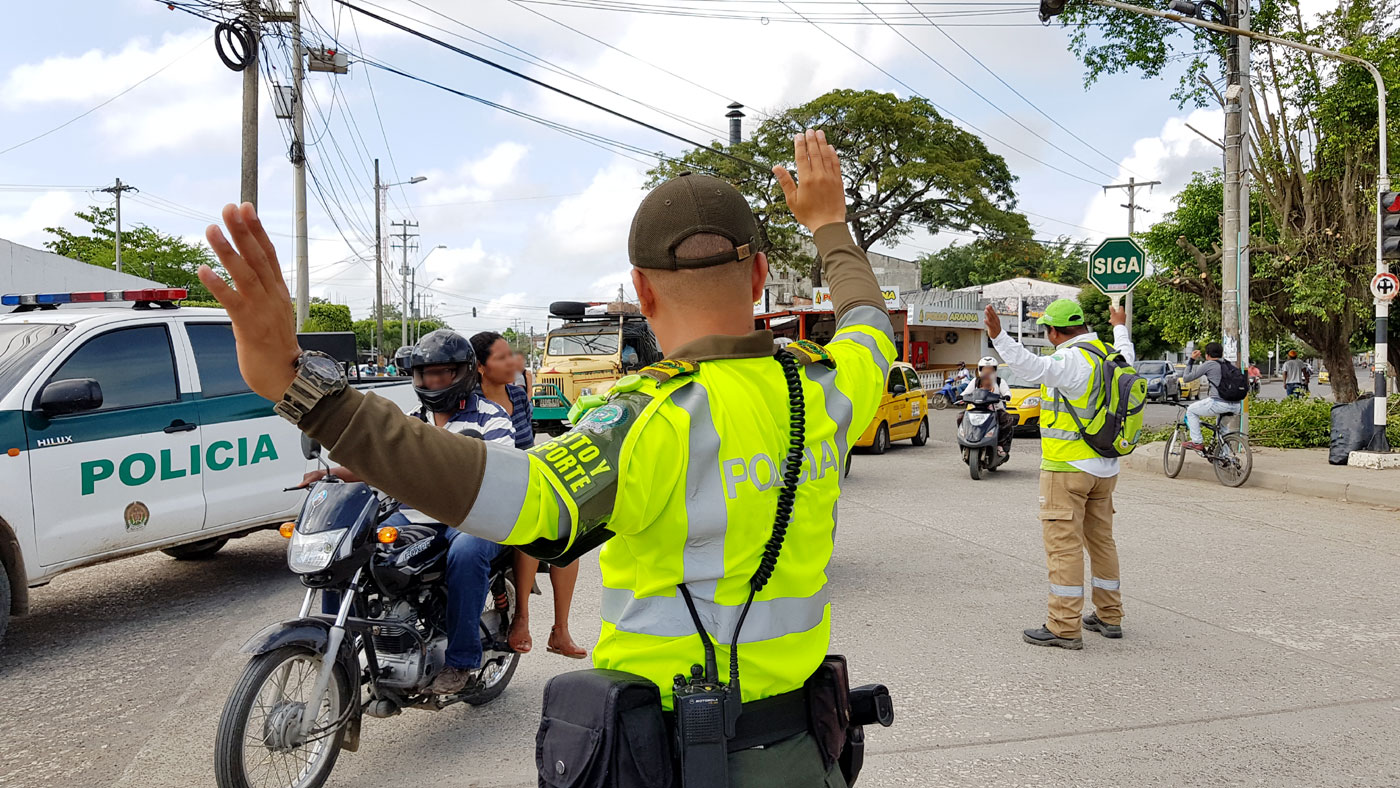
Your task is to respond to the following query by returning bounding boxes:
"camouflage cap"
[628,172,760,270]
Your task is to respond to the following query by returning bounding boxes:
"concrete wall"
[1,238,163,312]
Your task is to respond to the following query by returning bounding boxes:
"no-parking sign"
[1371,272,1399,302]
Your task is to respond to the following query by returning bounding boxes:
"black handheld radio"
[672,351,808,787]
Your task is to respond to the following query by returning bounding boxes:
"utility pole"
[1220,0,1244,365]
[391,220,419,350]
[240,0,260,206]
[99,179,138,274]
[290,0,309,331]
[374,159,384,364]
[1237,0,1253,429]
[1101,176,1160,332]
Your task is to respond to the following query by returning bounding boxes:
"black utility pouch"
[537,669,675,788]
[804,655,852,770]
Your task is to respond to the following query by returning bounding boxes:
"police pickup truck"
[0,288,416,645]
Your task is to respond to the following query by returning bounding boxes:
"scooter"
[930,378,962,410]
[957,388,1010,480]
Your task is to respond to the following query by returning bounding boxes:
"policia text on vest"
[198,132,897,786]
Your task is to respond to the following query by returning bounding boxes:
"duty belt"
[666,686,810,753]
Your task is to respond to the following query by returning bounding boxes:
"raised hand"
[197,203,302,401]
[772,129,848,232]
[983,305,1003,339]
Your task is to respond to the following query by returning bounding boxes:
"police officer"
[983,298,1133,649]
[198,130,893,785]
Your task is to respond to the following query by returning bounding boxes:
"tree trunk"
[1322,341,1359,403]
[810,254,823,288]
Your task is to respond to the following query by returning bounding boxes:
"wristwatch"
[274,351,348,424]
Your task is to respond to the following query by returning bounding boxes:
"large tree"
[647,89,1032,283]
[920,235,1087,289]
[44,206,225,302]
[1054,0,1400,402]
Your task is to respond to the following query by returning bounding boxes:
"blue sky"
[0,0,1237,332]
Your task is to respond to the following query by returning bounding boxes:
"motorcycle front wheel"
[214,645,352,788]
[968,450,982,480]
[930,394,949,410]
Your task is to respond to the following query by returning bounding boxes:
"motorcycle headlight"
[968,412,992,424]
[288,528,348,573]
[1023,396,1041,409]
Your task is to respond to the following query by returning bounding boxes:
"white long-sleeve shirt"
[990,325,1135,477]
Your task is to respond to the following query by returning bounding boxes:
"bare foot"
[547,625,587,659]
[509,615,532,653]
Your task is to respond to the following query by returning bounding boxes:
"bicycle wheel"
[1213,433,1253,487]
[1163,424,1186,478]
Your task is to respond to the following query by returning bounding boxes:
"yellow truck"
[531,301,662,436]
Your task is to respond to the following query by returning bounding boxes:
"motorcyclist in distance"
[959,356,1016,459]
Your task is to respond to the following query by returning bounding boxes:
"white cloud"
[469,142,529,188]
[0,192,80,247]
[528,162,646,263]
[1,29,212,106]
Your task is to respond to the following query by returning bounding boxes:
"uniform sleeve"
[814,223,897,433]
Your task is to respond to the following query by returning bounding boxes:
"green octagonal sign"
[1088,237,1147,295]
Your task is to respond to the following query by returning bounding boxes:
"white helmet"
[977,356,999,370]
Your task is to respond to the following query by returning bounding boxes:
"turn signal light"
[377,526,399,544]
[279,522,295,538]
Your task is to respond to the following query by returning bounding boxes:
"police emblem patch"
[124,501,150,532]
[578,403,629,435]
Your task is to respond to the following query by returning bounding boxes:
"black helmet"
[393,345,414,374]
[410,330,478,413]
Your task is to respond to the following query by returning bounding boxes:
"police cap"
[628,173,760,270]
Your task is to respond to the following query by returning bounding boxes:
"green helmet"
[1036,298,1086,328]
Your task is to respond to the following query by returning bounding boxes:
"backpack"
[1215,360,1250,402]
[1055,344,1148,458]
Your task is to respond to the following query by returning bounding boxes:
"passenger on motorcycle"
[958,357,1016,458]
[302,329,516,695]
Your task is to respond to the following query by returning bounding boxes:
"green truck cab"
[531,301,662,436]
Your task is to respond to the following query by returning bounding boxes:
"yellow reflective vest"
[469,312,894,706]
[1039,338,1111,466]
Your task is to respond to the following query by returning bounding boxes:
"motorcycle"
[1249,375,1261,397]
[214,437,527,788]
[930,378,962,410]
[957,388,1010,480]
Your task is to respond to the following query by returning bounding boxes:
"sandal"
[508,615,533,653]
[546,625,588,659]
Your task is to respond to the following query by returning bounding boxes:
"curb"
[1122,442,1398,510]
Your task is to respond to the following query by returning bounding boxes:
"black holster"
[806,656,895,787]
[536,669,674,788]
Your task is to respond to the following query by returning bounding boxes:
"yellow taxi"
[1001,371,1043,435]
[855,361,930,454]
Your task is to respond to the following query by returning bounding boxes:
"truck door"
[26,324,206,567]
[183,322,303,529]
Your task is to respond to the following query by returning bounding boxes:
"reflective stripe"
[836,304,896,346]
[809,362,854,540]
[1091,576,1120,591]
[832,328,890,377]
[459,441,531,541]
[1040,427,1081,441]
[1049,583,1084,597]
[601,586,830,643]
[670,383,727,599]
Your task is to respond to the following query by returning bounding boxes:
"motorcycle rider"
[303,329,517,695]
[958,356,1016,458]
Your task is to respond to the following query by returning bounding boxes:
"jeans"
[322,511,508,670]
[1186,398,1242,444]
[1285,382,1307,398]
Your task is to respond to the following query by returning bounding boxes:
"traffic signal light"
[1039,0,1068,20]
[1382,191,1400,261]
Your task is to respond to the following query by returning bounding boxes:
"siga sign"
[1372,272,1399,302]
[1088,237,1147,295]
[813,286,900,308]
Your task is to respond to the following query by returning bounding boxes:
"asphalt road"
[2,410,1397,787]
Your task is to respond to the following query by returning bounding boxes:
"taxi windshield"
[547,332,619,357]
[1002,371,1038,390]
[0,323,71,395]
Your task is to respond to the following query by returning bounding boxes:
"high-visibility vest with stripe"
[1039,338,1111,464]
[466,306,895,707]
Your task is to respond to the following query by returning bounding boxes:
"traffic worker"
[198,130,894,785]
[982,298,1134,649]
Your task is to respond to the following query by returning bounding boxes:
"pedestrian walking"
[982,298,1134,650]
[1282,350,1307,398]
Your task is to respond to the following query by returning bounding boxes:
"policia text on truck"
[200,131,894,786]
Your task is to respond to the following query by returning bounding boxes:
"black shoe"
[1083,613,1123,639]
[1022,626,1083,650]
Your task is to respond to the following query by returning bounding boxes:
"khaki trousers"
[1038,470,1122,637]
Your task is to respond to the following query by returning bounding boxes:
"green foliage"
[43,206,226,301]
[1078,280,1172,359]
[304,303,352,333]
[920,235,1087,289]
[647,89,1031,278]
[352,318,447,354]
[1142,395,1400,448]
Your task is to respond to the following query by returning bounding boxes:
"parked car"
[855,362,930,454]
[1136,360,1181,403]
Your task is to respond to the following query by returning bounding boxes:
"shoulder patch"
[639,359,699,384]
[782,339,836,369]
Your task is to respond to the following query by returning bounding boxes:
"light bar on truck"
[1,288,189,307]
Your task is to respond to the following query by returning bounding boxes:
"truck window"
[0,323,71,396]
[187,323,251,397]
[47,325,178,411]
[547,332,619,357]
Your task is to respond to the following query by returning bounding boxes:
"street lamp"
[372,159,426,364]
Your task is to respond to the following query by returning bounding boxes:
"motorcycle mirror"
[301,434,322,461]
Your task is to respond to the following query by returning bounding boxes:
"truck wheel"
[161,537,229,561]
[0,559,9,646]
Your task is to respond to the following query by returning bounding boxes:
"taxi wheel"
[910,419,929,446]
[0,560,9,646]
[161,537,229,561]
[844,452,852,478]
[871,424,890,455]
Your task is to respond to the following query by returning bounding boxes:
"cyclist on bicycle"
[1180,342,1242,451]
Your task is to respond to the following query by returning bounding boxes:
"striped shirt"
[505,384,534,448]
[401,392,514,523]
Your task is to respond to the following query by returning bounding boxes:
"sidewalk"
[1123,442,1399,509]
